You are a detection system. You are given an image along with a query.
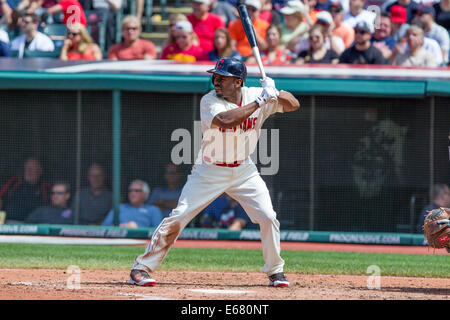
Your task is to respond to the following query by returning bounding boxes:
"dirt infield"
[0,268,448,300]
[1,240,449,300]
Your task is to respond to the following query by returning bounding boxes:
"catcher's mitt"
[423,207,450,249]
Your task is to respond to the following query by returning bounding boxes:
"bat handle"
[252,47,266,79]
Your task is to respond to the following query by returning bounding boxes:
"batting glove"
[260,77,276,89]
[254,87,278,107]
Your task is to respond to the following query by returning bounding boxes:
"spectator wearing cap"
[339,20,385,64]
[160,20,207,62]
[390,4,410,41]
[209,0,237,27]
[296,11,345,55]
[433,0,450,31]
[389,24,437,67]
[417,5,449,65]
[187,0,225,54]
[410,18,443,65]
[279,0,309,52]
[371,12,396,60]
[162,13,192,49]
[329,2,354,48]
[107,15,157,60]
[343,0,376,29]
[227,0,269,57]
[385,0,420,24]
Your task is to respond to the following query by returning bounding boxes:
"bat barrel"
[237,4,258,49]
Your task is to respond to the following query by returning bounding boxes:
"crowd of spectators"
[0,158,253,230]
[0,0,449,66]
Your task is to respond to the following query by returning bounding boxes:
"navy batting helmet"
[207,58,247,86]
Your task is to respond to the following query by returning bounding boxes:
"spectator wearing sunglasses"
[108,15,157,60]
[160,20,207,62]
[329,2,354,49]
[102,180,162,228]
[339,20,384,64]
[25,182,73,225]
[10,13,54,58]
[60,22,102,60]
[295,23,339,64]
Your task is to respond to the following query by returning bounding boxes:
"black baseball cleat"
[446,247,450,254]
[268,272,290,287]
[129,269,156,286]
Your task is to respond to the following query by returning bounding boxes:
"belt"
[214,161,242,168]
[203,156,242,167]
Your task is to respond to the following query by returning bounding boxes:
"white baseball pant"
[131,161,285,276]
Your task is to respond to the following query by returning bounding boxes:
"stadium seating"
[9,50,19,58]
[42,24,67,49]
[84,10,108,53]
[23,49,61,58]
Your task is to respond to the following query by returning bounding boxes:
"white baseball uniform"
[131,86,285,276]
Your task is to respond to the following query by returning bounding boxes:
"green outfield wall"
[0,67,449,235]
[0,224,427,246]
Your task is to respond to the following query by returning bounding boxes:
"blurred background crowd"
[0,0,449,66]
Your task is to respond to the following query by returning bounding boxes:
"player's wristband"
[254,96,265,107]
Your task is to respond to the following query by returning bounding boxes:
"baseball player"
[129,57,300,287]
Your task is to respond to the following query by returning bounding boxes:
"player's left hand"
[255,87,278,107]
[260,77,276,89]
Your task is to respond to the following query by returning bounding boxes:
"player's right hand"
[260,77,276,89]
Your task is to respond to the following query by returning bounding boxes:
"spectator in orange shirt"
[108,15,157,60]
[160,20,207,62]
[329,2,354,49]
[227,0,269,58]
[60,23,102,60]
[187,0,225,54]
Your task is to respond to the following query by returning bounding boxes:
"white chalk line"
[188,288,255,295]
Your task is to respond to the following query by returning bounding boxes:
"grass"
[0,243,448,278]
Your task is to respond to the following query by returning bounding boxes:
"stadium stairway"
[137,0,193,55]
